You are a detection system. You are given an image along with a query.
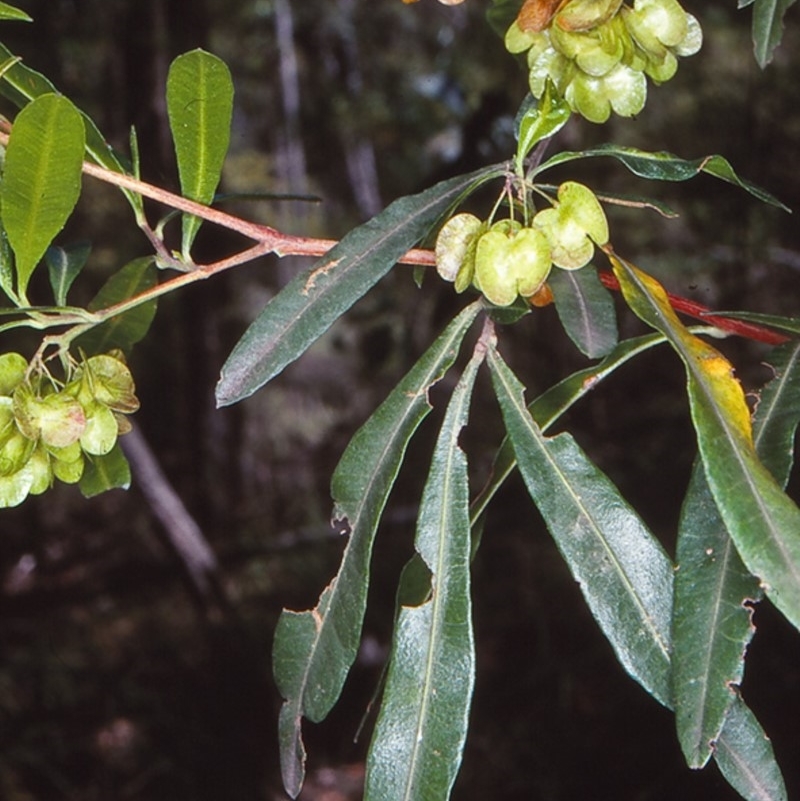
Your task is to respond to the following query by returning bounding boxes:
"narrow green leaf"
[708,311,800,336]
[79,442,131,497]
[216,164,504,407]
[548,265,618,359]
[714,696,788,801]
[487,343,674,706]
[46,242,91,306]
[0,3,31,21]
[273,301,481,798]
[673,464,761,768]
[514,88,571,170]
[0,44,140,210]
[365,331,485,801]
[0,216,16,302]
[74,257,158,355]
[472,331,669,532]
[534,144,789,211]
[611,255,800,633]
[1,94,85,300]
[166,50,234,259]
[673,342,800,768]
[752,0,795,67]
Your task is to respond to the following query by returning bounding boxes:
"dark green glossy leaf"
[78,441,131,497]
[752,0,795,67]
[549,265,618,359]
[612,255,800,633]
[216,164,503,407]
[364,333,484,801]
[673,342,800,767]
[46,242,90,306]
[535,144,789,211]
[75,257,158,355]
[166,50,234,259]
[487,342,674,706]
[714,696,788,801]
[673,465,761,768]
[472,332,668,522]
[2,94,85,301]
[273,302,481,798]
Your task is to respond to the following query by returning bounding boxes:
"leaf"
[46,242,91,306]
[364,330,485,801]
[74,257,158,355]
[514,88,571,170]
[673,343,800,768]
[487,342,674,706]
[752,0,796,67]
[1,94,85,301]
[610,254,800,633]
[0,3,31,21]
[707,311,800,336]
[714,695,788,801]
[534,144,790,211]
[472,331,669,526]
[273,301,481,798]
[166,50,234,259]
[0,43,143,216]
[78,442,131,497]
[673,464,761,768]
[548,265,618,358]
[216,164,504,407]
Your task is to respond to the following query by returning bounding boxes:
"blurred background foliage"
[0,1,798,799]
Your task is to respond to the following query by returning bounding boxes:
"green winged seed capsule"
[80,402,119,456]
[77,355,139,414]
[555,0,624,32]
[0,353,27,396]
[28,445,53,495]
[435,213,483,285]
[631,0,690,49]
[13,385,86,448]
[0,429,35,477]
[474,223,552,307]
[52,450,84,484]
[534,182,609,270]
[0,462,34,507]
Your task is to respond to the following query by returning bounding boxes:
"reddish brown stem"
[597,271,788,346]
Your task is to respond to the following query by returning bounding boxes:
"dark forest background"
[0,1,799,799]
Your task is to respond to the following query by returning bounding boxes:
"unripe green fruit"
[0,462,34,507]
[0,428,35,477]
[71,354,139,414]
[555,0,624,32]
[51,450,84,484]
[473,222,552,307]
[0,353,27,396]
[435,213,484,292]
[80,401,119,456]
[28,445,53,495]
[534,181,609,270]
[13,384,86,448]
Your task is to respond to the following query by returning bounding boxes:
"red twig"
[597,270,789,346]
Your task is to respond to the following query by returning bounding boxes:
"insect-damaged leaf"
[674,339,800,768]
[364,327,485,801]
[272,302,481,798]
[611,255,800,634]
[216,164,504,406]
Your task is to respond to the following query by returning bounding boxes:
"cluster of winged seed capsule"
[506,0,702,123]
[435,181,608,307]
[0,352,139,507]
